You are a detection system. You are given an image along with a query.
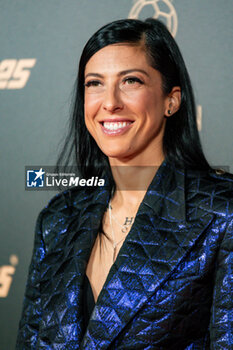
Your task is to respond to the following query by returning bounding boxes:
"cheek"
[126,90,155,113]
[84,94,102,118]
[84,96,101,137]
[142,90,166,116]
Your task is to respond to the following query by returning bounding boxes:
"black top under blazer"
[16,161,233,349]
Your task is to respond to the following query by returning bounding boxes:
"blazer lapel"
[81,161,214,349]
[68,187,110,338]
[40,187,110,345]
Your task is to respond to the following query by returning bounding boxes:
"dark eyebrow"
[85,73,103,79]
[85,69,149,80]
[118,69,149,77]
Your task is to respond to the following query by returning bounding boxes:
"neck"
[109,159,164,207]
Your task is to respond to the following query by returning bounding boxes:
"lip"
[100,120,134,136]
[99,117,134,123]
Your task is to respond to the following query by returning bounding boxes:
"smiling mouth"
[100,120,134,136]
[100,121,134,135]
[102,121,132,130]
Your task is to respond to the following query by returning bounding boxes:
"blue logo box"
[26,169,45,188]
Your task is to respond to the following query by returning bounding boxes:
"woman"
[17,19,233,349]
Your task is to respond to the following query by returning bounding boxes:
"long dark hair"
[57,18,210,178]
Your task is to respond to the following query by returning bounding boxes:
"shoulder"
[45,186,95,213]
[185,168,233,217]
[41,187,91,219]
[37,187,100,250]
[186,167,233,193]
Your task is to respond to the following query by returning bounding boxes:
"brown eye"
[84,80,102,87]
[84,80,104,94]
[123,77,143,85]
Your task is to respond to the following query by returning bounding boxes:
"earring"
[167,109,172,115]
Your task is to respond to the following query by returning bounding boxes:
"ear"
[164,86,181,117]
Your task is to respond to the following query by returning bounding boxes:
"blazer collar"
[80,161,214,349]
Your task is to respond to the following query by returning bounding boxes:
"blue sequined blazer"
[16,161,233,349]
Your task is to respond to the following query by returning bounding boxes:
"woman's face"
[84,43,177,165]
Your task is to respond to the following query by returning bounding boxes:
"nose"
[102,84,123,113]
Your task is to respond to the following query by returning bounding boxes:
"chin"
[103,151,126,159]
[98,143,128,157]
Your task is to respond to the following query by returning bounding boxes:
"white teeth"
[103,121,131,130]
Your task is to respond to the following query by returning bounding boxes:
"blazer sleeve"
[210,215,233,349]
[16,209,46,349]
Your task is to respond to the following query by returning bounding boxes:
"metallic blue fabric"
[16,161,233,349]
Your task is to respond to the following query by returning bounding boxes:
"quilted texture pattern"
[16,161,233,349]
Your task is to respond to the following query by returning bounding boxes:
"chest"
[86,201,138,302]
[39,211,218,346]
